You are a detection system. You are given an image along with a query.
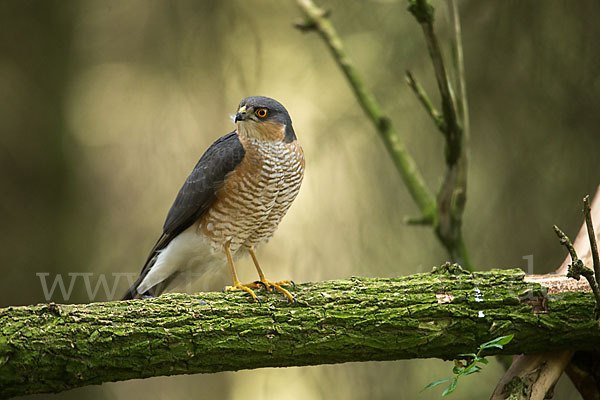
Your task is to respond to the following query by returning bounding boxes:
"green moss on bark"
[1,268,598,398]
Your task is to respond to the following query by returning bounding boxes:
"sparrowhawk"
[122,96,305,302]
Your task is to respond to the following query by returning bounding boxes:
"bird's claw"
[253,280,268,289]
[223,282,260,303]
[257,279,295,302]
[225,279,296,303]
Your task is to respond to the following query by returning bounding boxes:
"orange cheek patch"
[257,121,286,141]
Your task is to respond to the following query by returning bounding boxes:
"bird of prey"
[122,96,305,302]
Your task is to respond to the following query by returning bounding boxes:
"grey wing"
[122,131,245,299]
[163,132,245,236]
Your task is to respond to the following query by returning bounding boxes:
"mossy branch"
[295,0,471,268]
[2,268,599,398]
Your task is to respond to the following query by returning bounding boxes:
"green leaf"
[458,353,477,358]
[480,343,507,350]
[422,378,451,391]
[496,334,515,345]
[462,362,479,375]
[480,334,514,350]
[463,365,481,375]
[476,357,489,364]
[442,377,458,396]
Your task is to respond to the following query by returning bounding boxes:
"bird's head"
[234,96,296,143]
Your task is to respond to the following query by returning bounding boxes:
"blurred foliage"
[1,0,598,399]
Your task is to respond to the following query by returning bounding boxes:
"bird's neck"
[237,121,286,142]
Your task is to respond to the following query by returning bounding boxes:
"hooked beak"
[234,105,248,123]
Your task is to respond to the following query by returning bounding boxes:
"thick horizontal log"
[1,266,598,398]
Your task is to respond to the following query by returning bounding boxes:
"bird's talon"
[223,283,259,302]
[260,280,295,302]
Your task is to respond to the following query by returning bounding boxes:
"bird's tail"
[122,278,171,300]
[121,277,144,300]
[121,257,159,300]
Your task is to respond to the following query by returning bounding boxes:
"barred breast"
[198,135,305,255]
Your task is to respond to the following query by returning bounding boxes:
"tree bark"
[1,266,598,399]
[490,351,573,400]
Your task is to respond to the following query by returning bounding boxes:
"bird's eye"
[255,108,268,118]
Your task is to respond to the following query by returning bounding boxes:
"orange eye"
[255,108,268,118]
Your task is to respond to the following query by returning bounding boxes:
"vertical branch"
[447,0,469,138]
[584,195,600,289]
[295,0,473,268]
[408,0,461,161]
[407,0,470,267]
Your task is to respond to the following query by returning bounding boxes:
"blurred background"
[1,0,599,398]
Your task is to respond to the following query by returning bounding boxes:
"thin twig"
[447,0,469,138]
[554,223,600,319]
[405,70,445,132]
[583,195,600,290]
[553,225,579,262]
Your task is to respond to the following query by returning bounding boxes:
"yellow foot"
[254,279,296,302]
[223,282,260,302]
